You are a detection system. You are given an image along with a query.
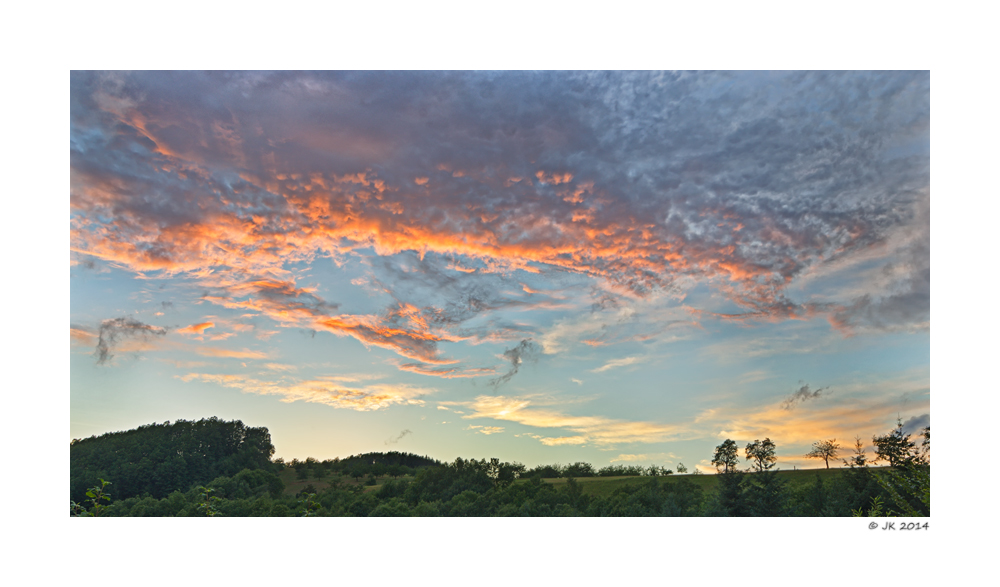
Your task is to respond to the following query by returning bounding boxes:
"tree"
[872,419,922,468]
[707,469,748,516]
[195,486,222,517]
[712,440,740,473]
[676,462,688,474]
[564,462,595,477]
[71,479,112,517]
[805,439,841,469]
[843,436,868,469]
[745,438,777,472]
[486,458,525,489]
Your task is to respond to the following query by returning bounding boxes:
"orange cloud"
[449,395,687,447]
[177,322,214,335]
[195,347,269,359]
[70,327,97,345]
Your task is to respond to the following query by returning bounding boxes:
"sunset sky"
[69,71,930,472]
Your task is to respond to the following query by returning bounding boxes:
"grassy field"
[525,466,891,498]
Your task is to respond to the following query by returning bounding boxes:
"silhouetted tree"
[712,439,740,473]
[745,438,777,472]
[805,439,841,469]
[873,419,924,468]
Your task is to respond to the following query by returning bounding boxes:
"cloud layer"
[71,71,929,379]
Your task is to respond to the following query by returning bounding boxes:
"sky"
[69,71,930,472]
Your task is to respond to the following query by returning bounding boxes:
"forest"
[70,417,929,517]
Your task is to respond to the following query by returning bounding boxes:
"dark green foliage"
[847,423,930,517]
[563,462,595,477]
[403,457,494,505]
[597,464,646,476]
[71,478,112,517]
[70,417,275,502]
[297,492,322,517]
[589,477,704,516]
[195,486,223,517]
[524,464,563,478]
[744,469,788,516]
[208,468,284,499]
[791,474,829,516]
[336,451,440,471]
[706,470,749,516]
[486,457,525,489]
[370,497,412,516]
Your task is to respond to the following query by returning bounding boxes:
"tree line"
[71,417,929,517]
[706,420,930,516]
[70,417,275,503]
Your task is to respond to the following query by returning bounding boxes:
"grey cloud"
[95,317,167,365]
[831,193,929,334]
[384,429,412,445]
[489,338,540,389]
[781,382,828,410]
[900,413,930,436]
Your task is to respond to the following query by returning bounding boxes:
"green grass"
[522,466,891,497]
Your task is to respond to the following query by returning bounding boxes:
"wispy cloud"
[179,372,434,411]
[465,425,505,435]
[781,382,828,410]
[70,325,97,346]
[94,317,167,365]
[590,356,643,373]
[450,395,686,447]
[195,347,269,360]
[385,429,412,445]
[489,339,540,389]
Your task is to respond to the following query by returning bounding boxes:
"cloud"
[449,394,686,447]
[396,362,496,379]
[590,356,643,373]
[177,321,214,335]
[781,382,828,410]
[465,425,505,435]
[489,339,540,389]
[540,296,697,355]
[94,317,167,364]
[180,372,434,411]
[195,347,269,359]
[263,363,296,372]
[70,325,97,346]
[385,429,412,445]
[698,373,929,447]
[70,71,930,368]
[900,413,930,435]
[830,200,929,334]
